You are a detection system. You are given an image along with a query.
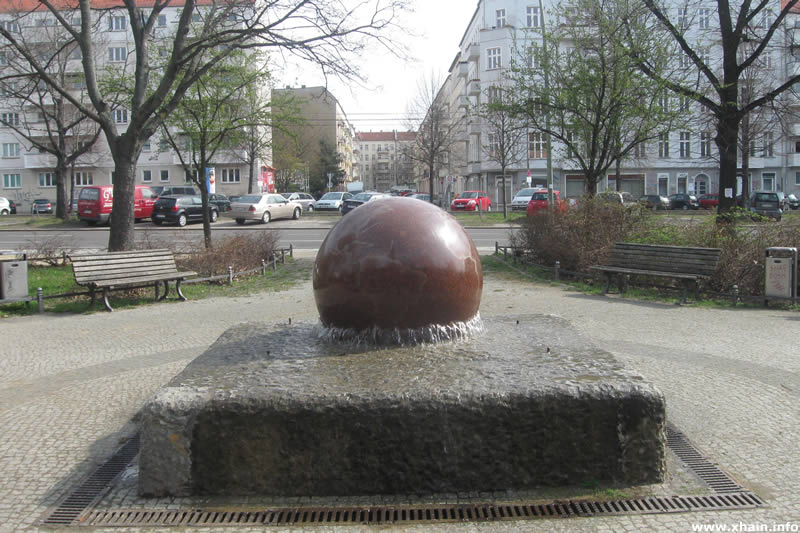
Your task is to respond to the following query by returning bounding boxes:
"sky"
[276,0,478,134]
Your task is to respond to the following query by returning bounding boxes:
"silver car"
[280,192,316,211]
[510,188,538,211]
[226,193,303,224]
[315,191,353,211]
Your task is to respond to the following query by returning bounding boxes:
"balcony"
[23,153,56,168]
[457,62,469,78]
[467,43,480,61]
[788,153,800,167]
[467,78,481,95]
[468,120,482,134]
[457,95,470,110]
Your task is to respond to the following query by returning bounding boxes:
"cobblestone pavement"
[1,268,798,532]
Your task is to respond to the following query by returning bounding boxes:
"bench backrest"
[70,249,180,285]
[607,243,721,277]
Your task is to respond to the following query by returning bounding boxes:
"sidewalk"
[0,272,797,532]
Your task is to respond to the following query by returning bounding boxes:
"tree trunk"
[501,170,507,219]
[55,159,70,220]
[716,112,740,214]
[248,156,256,194]
[429,162,435,204]
[107,152,138,251]
[198,164,212,249]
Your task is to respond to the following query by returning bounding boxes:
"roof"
[0,0,217,13]
[357,131,416,142]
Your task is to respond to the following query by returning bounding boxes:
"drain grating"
[42,427,765,527]
[666,424,746,494]
[42,434,140,526]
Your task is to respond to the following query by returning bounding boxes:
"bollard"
[495,241,499,255]
[272,255,277,270]
[289,243,293,258]
[227,266,233,284]
[731,284,739,306]
[554,261,561,281]
[261,259,266,275]
[281,249,286,264]
[37,287,43,313]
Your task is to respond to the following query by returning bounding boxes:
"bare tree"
[0,0,409,250]
[403,73,463,203]
[632,0,800,214]
[476,84,527,218]
[0,13,101,219]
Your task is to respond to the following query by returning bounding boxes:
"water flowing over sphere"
[313,197,483,330]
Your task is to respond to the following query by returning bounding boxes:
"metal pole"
[539,0,554,207]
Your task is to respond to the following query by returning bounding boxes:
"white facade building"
[0,1,259,213]
[433,0,800,207]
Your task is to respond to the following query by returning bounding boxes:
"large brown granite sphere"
[313,197,483,330]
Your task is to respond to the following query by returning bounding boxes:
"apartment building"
[428,0,799,207]
[357,131,417,192]
[0,1,257,213]
[271,86,358,192]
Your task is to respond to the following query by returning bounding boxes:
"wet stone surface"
[139,314,666,497]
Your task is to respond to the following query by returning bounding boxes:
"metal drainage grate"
[76,494,766,527]
[666,424,746,494]
[42,426,766,527]
[42,434,139,526]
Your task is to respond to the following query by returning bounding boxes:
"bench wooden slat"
[68,249,195,311]
[592,242,721,303]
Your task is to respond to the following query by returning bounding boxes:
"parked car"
[31,199,53,214]
[153,185,198,197]
[510,188,538,211]
[408,193,431,202]
[526,189,566,216]
[783,193,800,210]
[227,193,303,224]
[78,185,158,225]
[451,191,491,212]
[341,192,389,215]
[598,190,636,206]
[668,193,699,210]
[638,194,670,210]
[0,197,12,215]
[152,195,219,226]
[280,192,316,211]
[749,191,782,221]
[315,191,353,212]
[697,194,719,209]
[208,193,231,212]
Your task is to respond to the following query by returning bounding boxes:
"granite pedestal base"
[139,315,666,497]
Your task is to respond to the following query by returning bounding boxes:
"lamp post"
[538,0,554,207]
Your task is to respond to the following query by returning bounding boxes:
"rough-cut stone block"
[139,315,666,497]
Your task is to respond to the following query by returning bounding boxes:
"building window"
[142,140,151,152]
[39,172,55,187]
[763,132,773,157]
[3,173,21,188]
[160,170,169,182]
[74,172,93,186]
[0,21,19,33]
[762,173,775,191]
[527,6,541,28]
[700,132,712,157]
[109,47,127,62]
[632,142,646,159]
[109,15,127,31]
[698,8,710,29]
[495,9,506,27]
[679,96,691,113]
[487,47,501,70]
[699,47,711,65]
[795,171,800,186]
[158,14,167,27]
[487,133,498,157]
[221,168,240,183]
[677,7,688,28]
[114,109,128,124]
[529,132,547,159]
[142,170,152,182]
[2,143,20,158]
[0,112,19,126]
[659,132,670,158]
[679,132,691,158]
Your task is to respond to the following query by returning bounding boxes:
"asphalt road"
[0,218,513,253]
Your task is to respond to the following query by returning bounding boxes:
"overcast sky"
[276,0,478,134]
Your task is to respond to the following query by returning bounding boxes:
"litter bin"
[0,258,28,300]
[764,247,797,305]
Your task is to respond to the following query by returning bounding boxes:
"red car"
[451,191,491,211]
[698,194,718,209]
[526,189,566,216]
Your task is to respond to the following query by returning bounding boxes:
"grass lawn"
[0,257,314,317]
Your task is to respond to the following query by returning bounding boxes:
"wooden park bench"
[590,243,721,304]
[70,249,196,312]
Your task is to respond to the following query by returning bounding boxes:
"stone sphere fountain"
[139,197,666,497]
